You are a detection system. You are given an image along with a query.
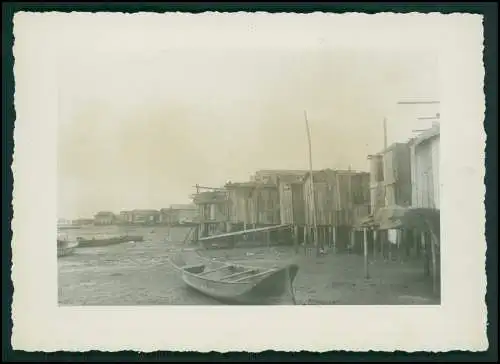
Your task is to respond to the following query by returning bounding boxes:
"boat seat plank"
[219,268,258,281]
[181,264,205,271]
[199,265,231,276]
[230,268,277,283]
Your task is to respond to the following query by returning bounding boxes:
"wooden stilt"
[388,230,393,262]
[364,228,370,279]
[423,232,430,276]
[380,230,384,261]
[430,232,437,295]
[294,225,299,254]
[328,227,332,250]
[303,226,308,255]
[397,230,402,263]
[332,227,337,253]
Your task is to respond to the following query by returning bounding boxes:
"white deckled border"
[11,11,487,352]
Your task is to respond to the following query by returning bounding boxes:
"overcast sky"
[56,15,440,219]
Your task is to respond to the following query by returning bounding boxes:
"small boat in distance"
[168,253,299,305]
[57,239,78,257]
[76,235,144,248]
[57,225,82,231]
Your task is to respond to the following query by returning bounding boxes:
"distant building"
[57,218,72,226]
[131,209,160,225]
[72,218,94,226]
[159,205,198,225]
[117,211,134,225]
[172,204,198,224]
[94,211,115,225]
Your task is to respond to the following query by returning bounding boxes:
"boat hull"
[76,235,143,248]
[57,246,76,257]
[173,260,299,305]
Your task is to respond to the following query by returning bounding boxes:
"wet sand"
[58,226,439,305]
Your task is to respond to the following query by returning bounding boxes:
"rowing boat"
[169,254,299,305]
[57,239,78,257]
[76,235,144,248]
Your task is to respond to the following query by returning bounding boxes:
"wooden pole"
[397,229,402,263]
[423,232,430,276]
[349,229,355,255]
[332,227,336,253]
[364,228,370,279]
[294,225,299,254]
[303,226,307,255]
[304,110,319,257]
[430,233,437,294]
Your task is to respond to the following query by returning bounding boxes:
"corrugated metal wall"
[431,137,440,209]
[304,171,370,227]
[383,144,412,206]
[412,136,440,209]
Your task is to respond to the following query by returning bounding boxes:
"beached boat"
[76,235,144,248]
[57,239,77,257]
[169,254,299,305]
[57,225,82,231]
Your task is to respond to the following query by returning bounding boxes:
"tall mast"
[304,111,319,256]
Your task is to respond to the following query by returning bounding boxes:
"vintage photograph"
[56,22,441,307]
[11,10,488,353]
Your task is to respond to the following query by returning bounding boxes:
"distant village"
[58,204,199,227]
[59,122,440,250]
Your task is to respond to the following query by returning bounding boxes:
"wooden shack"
[302,169,370,250]
[382,142,412,207]
[277,174,305,226]
[225,181,281,229]
[367,154,386,215]
[303,169,370,227]
[409,124,440,209]
[225,182,255,229]
[192,190,229,238]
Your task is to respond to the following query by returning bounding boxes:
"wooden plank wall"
[304,170,370,227]
[279,182,294,224]
[254,187,280,225]
[291,183,305,225]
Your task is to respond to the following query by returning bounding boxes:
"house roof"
[412,124,440,147]
[302,169,369,183]
[192,191,228,204]
[255,169,310,175]
[224,181,276,189]
[132,209,160,214]
[170,204,196,210]
[95,211,114,216]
